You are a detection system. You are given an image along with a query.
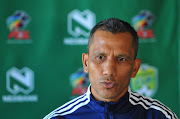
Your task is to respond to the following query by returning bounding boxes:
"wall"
[0,0,179,118]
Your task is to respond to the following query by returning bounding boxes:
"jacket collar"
[86,85,131,113]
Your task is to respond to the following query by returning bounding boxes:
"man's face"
[82,30,141,102]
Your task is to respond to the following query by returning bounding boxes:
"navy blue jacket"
[44,87,177,119]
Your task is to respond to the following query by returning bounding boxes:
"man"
[44,18,177,119]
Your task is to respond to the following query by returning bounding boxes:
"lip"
[100,81,116,89]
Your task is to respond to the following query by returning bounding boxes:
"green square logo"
[130,64,158,97]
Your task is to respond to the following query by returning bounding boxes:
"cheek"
[88,62,102,81]
[117,65,133,79]
[89,59,102,72]
[115,69,132,90]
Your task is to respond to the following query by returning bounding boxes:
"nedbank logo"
[68,9,95,37]
[130,64,158,97]
[64,9,96,45]
[2,67,38,103]
[6,67,34,95]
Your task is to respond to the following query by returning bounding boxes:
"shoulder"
[128,90,177,119]
[43,93,90,119]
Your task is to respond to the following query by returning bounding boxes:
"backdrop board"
[0,0,179,118]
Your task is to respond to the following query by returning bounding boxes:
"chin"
[100,91,118,99]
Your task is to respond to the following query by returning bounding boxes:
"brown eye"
[118,57,125,61]
[95,55,105,62]
[98,55,104,59]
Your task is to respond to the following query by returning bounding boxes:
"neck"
[91,87,128,103]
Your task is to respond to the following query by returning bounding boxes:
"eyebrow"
[92,52,131,59]
[92,52,106,56]
[117,54,131,60]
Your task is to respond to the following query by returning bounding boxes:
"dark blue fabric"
[52,92,168,119]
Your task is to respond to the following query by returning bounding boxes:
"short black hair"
[88,18,139,59]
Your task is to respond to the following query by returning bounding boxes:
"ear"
[82,53,89,73]
[131,59,141,78]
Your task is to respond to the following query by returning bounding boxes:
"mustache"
[100,77,116,82]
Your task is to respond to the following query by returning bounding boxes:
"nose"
[102,59,116,77]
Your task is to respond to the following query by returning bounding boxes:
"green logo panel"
[130,64,158,97]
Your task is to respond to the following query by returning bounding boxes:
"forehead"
[89,30,134,55]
